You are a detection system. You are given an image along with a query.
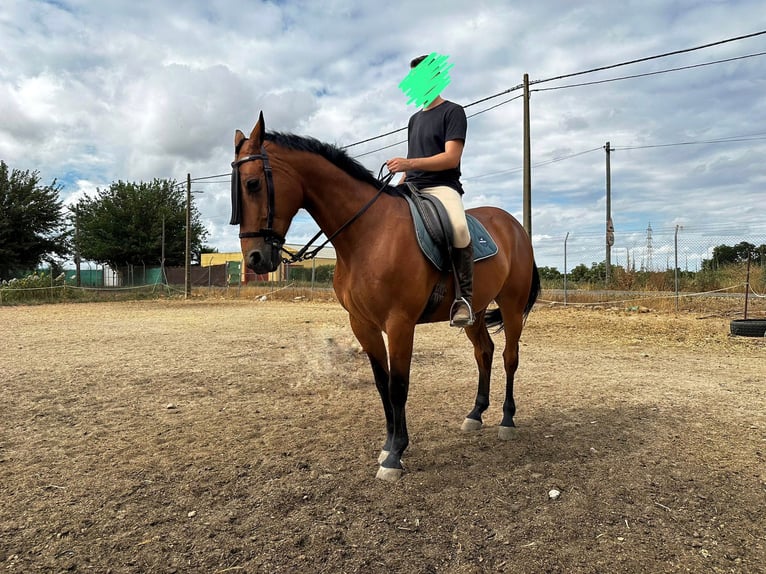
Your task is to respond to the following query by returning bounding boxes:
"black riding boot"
[450,242,475,327]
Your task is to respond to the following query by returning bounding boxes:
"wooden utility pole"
[522,73,532,237]
[185,173,191,298]
[564,231,569,306]
[73,207,81,287]
[161,214,166,284]
[604,141,614,286]
[674,224,682,311]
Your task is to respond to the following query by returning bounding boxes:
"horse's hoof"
[377,450,390,465]
[498,425,518,440]
[461,417,483,432]
[376,466,404,482]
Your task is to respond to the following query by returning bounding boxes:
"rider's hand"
[385,157,411,173]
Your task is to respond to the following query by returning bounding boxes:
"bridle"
[230,146,280,242]
[230,142,394,264]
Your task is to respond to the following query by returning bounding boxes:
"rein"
[231,147,394,264]
[284,165,394,264]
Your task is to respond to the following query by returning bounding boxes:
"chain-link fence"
[535,227,765,277]
[532,226,766,312]
[4,232,765,312]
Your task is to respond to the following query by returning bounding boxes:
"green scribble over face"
[398,52,453,108]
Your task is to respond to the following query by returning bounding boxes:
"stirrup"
[450,297,475,327]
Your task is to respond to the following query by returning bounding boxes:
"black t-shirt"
[405,100,467,194]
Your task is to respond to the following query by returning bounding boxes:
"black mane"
[265,132,398,193]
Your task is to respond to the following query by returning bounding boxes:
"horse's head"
[231,112,302,274]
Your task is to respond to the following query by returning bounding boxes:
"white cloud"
[1,0,765,264]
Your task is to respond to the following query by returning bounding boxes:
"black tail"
[485,260,541,330]
[524,260,541,317]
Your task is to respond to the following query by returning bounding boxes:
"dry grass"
[197,282,766,318]
[540,290,766,316]
[1,300,765,573]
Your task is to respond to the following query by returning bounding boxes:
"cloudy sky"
[2,0,765,270]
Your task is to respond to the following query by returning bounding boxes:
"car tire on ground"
[730,319,766,337]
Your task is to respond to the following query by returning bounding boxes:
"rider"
[386,54,474,327]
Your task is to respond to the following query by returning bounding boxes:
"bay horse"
[231,112,540,481]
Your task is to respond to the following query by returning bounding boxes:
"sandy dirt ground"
[1,298,765,573]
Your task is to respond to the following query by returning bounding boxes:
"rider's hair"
[410,55,428,68]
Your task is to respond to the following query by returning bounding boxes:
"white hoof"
[376,466,404,482]
[377,450,390,465]
[498,425,518,440]
[461,417,483,432]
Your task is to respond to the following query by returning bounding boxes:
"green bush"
[0,271,76,304]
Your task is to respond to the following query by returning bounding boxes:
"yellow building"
[201,246,336,284]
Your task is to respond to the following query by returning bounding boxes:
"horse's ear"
[249,111,266,148]
[234,130,246,154]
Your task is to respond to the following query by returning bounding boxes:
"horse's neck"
[297,161,388,253]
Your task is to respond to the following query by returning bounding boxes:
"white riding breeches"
[418,185,470,248]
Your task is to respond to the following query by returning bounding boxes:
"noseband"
[230,146,283,246]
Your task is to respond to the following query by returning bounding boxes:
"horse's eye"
[246,179,261,194]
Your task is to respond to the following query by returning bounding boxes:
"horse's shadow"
[407,402,670,483]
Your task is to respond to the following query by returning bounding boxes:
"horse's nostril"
[247,250,262,271]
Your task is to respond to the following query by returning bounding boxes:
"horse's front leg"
[348,316,393,465]
[367,356,393,465]
[376,320,416,482]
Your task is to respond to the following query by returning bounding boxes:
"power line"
[351,139,407,159]
[466,94,524,118]
[532,51,766,93]
[191,177,231,184]
[189,31,766,182]
[615,135,766,151]
[463,86,524,109]
[339,126,407,149]
[340,30,766,150]
[350,94,525,159]
[342,93,529,151]
[530,29,766,86]
[464,147,603,182]
[192,173,230,181]
[464,129,766,183]
[207,130,766,189]
[190,129,766,189]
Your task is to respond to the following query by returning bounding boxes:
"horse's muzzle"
[246,246,281,274]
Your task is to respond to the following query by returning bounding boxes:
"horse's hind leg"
[498,309,524,440]
[461,310,494,432]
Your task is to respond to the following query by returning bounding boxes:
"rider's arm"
[387,139,464,174]
[406,139,464,172]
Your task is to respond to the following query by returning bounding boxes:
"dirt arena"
[1,297,765,573]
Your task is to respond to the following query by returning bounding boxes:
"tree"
[702,242,766,270]
[569,261,606,284]
[568,263,591,283]
[0,161,70,279]
[73,179,207,271]
[538,266,562,282]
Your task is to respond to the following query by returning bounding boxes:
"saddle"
[401,184,498,271]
